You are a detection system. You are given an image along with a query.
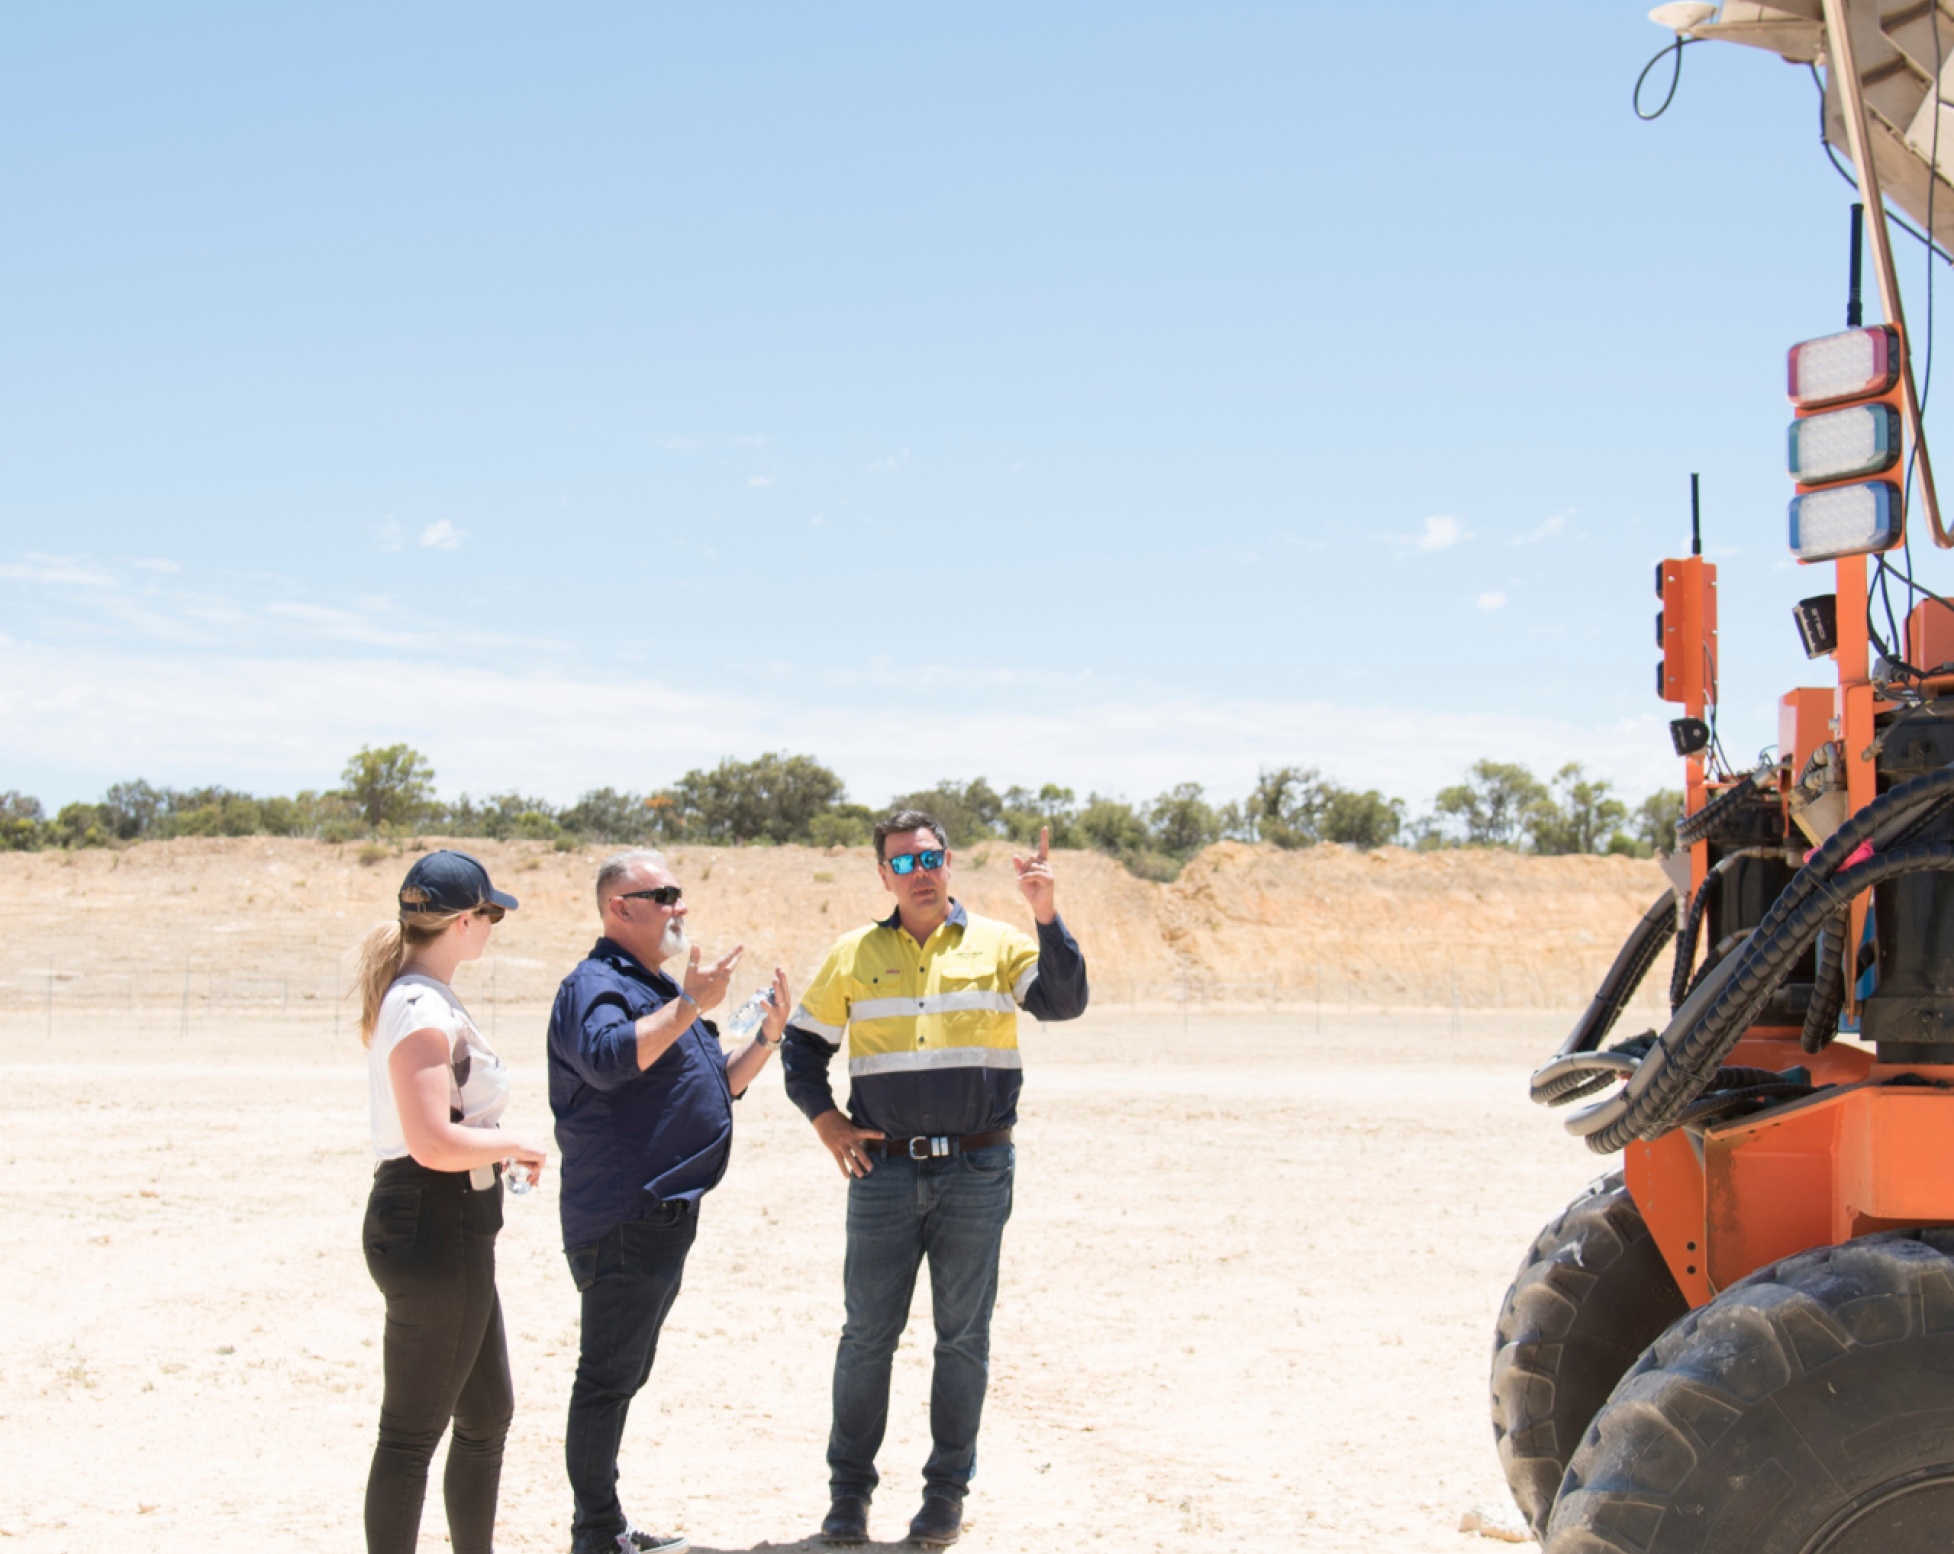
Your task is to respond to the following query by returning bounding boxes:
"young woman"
[357,849,550,1554]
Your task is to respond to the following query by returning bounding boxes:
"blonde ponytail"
[355,903,468,1044]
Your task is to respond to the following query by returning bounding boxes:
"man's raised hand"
[1012,825,1057,924]
[682,942,744,1014]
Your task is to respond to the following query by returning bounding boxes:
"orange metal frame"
[1629,551,1952,1307]
[1613,309,1954,1307]
[1626,1034,1954,1306]
[1658,554,1717,893]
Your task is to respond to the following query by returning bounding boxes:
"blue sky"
[3,3,1942,814]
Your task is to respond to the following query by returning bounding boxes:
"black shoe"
[820,1498,870,1546]
[906,1496,962,1548]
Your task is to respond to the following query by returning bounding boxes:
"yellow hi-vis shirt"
[788,901,1042,1139]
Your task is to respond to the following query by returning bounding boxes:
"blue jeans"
[563,1206,699,1553]
[828,1143,1015,1504]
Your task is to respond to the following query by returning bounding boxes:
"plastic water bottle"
[503,1160,537,1195]
[723,987,777,1043]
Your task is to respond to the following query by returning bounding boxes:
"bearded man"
[547,848,791,1554]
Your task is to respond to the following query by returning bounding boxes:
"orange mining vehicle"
[1490,4,1954,1548]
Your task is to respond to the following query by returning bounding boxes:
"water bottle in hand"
[723,987,778,1043]
[504,1160,537,1195]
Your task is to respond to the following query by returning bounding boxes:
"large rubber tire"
[1491,1174,1689,1538]
[1548,1230,1954,1552]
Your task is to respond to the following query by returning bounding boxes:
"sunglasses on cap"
[619,886,683,906]
[884,849,946,876]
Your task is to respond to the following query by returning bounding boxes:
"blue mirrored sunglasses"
[885,848,946,875]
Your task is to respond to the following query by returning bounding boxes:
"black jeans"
[362,1158,513,1554]
[564,1205,700,1553]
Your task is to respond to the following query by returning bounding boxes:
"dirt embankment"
[0,837,1668,1018]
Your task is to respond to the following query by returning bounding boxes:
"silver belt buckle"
[908,1135,949,1159]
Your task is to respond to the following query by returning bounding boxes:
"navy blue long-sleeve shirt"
[547,937,736,1252]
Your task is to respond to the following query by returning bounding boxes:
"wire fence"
[0,941,1664,1045]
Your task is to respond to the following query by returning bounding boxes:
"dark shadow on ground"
[692,1542,915,1554]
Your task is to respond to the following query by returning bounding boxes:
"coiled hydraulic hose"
[1673,764,1772,849]
[1539,889,1676,1062]
[1800,910,1849,1053]
[1569,842,1954,1151]
[1542,763,1954,1151]
[1669,847,1782,1011]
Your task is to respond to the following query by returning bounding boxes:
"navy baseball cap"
[398,849,520,915]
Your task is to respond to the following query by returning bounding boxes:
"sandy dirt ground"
[0,1005,1608,1554]
[0,838,1668,1551]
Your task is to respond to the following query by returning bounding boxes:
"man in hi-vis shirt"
[781,808,1089,1549]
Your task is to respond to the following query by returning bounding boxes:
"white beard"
[657,919,691,966]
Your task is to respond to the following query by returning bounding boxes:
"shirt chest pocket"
[929,960,1012,1042]
[930,958,994,996]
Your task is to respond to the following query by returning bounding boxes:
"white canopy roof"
[1666,2,1954,250]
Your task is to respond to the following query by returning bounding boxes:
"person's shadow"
[691,1542,914,1554]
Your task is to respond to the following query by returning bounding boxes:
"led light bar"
[1788,480,1901,562]
[1787,402,1902,483]
[1787,324,1900,408]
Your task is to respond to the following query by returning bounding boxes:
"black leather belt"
[863,1127,1013,1159]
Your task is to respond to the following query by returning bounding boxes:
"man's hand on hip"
[1012,825,1057,924]
[812,1110,885,1178]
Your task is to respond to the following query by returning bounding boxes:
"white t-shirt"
[368,973,510,1162]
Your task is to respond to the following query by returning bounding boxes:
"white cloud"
[419,520,465,551]
[1417,514,1463,552]
[1512,508,1572,546]
[0,642,1682,812]
[747,475,777,489]
[1477,591,1508,612]
[372,518,406,553]
[0,558,115,588]
[868,450,911,473]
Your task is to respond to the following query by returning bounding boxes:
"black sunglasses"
[619,886,683,907]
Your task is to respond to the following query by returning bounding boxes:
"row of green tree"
[1,746,1683,879]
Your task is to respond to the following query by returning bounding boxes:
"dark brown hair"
[874,808,948,860]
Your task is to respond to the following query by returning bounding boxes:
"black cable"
[1562,766,1954,1149]
[1677,1080,1820,1129]
[1801,909,1849,1052]
[1635,36,1693,121]
[1812,64,1954,266]
[1872,554,1909,674]
[1575,842,1954,1151]
[1670,846,1781,1011]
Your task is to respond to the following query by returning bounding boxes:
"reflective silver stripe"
[1012,968,1038,1006]
[788,1006,844,1040]
[849,990,1017,1022]
[848,1046,1025,1077]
